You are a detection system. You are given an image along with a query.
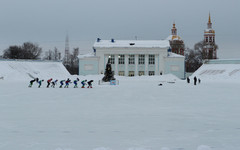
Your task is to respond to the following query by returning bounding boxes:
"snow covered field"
[1,74,240,150]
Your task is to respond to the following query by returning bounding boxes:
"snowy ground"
[0,75,240,150]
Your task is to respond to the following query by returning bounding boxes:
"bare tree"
[3,42,42,59]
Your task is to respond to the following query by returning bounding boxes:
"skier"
[51,79,58,88]
[87,80,94,88]
[187,77,190,83]
[194,76,197,85]
[28,79,36,87]
[81,79,87,88]
[38,79,44,88]
[47,78,53,88]
[64,78,71,88]
[73,78,79,88]
[59,80,65,88]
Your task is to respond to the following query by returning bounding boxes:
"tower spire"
[207,12,212,29]
[171,21,177,36]
[208,12,211,24]
[64,33,70,66]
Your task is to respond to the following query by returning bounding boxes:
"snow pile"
[0,60,70,81]
[191,64,240,82]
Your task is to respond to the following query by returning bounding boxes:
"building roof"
[168,52,185,58]
[166,35,182,41]
[78,53,97,59]
[93,39,170,48]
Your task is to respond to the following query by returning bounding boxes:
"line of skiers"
[187,76,201,85]
[28,78,94,88]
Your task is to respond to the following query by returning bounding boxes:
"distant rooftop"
[93,39,170,48]
[204,59,240,64]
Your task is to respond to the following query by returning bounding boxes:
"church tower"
[203,13,217,59]
[169,22,185,56]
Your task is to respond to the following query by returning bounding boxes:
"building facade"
[79,39,185,79]
[203,13,217,59]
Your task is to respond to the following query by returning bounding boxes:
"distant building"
[79,39,185,79]
[167,23,185,56]
[203,13,217,59]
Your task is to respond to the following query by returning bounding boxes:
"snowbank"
[0,59,70,81]
[191,63,240,82]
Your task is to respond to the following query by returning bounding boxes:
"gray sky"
[0,0,239,59]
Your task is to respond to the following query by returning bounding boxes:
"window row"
[118,71,155,76]
[108,54,155,65]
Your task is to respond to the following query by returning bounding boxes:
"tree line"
[2,42,79,75]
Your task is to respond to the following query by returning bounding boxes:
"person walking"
[194,76,197,85]
[187,77,190,83]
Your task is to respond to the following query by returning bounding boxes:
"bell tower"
[203,13,217,59]
[169,22,185,56]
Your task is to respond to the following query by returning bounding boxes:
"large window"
[138,54,145,64]
[149,71,155,76]
[148,54,155,65]
[109,55,115,64]
[138,71,144,76]
[118,71,125,76]
[129,55,135,64]
[128,71,134,77]
[118,55,125,64]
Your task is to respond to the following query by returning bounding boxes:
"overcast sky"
[0,0,239,58]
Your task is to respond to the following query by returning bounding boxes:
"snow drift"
[0,59,70,81]
[191,63,240,82]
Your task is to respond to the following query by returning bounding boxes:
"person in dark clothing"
[73,78,79,88]
[51,79,58,88]
[187,77,190,83]
[28,79,36,87]
[47,78,53,88]
[87,80,94,88]
[198,78,201,84]
[59,80,65,88]
[38,80,44,88]
[81,80,87,88]
[194,76,197,85]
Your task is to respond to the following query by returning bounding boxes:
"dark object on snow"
[198,78,201,84]
[28,79,36,87]
[187,77,190,83]
[158,83,163,86]
[87,80,94,88]
[194,76,197,85]
[102,59,115,82]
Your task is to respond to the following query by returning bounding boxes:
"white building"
[79,39,185,79]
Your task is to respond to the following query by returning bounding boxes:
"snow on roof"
[93,40,170,48]
[78,53,96,59]
[166,35,182,41]
[168,52,184,58]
